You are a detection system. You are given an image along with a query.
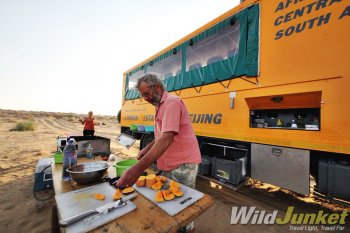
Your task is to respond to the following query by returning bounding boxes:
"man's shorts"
[162,163,198,188]
[162,164,198,232]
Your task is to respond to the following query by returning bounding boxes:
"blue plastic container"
[145,125,154,132]
[137,125,145,132]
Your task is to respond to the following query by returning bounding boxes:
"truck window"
[186,22,240,71]
[146,49,182,80]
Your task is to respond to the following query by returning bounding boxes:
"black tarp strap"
[174,90,182,96]
[193,85,202,94]
[240,76,259,85]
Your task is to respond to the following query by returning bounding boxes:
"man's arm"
[116,131,175,187]
[137,132,174,170]
[137,140,155,160]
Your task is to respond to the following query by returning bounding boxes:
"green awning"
[124,4,259,100]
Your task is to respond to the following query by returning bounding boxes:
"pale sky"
[0,0,240,116]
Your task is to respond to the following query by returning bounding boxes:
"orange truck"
[119,0,350,200]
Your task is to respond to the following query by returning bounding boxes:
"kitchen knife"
[180,197,192,204]
[59,193,137,227]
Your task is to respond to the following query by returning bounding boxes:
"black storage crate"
[198,155,212,176]
[200,143,247,160]
[211,157,243,185]
[318,159,350,201]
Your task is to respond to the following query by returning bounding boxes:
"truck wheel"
[117,110,121,124]
[140,134,154,150]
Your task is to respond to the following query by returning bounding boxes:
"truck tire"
[117,110,121,124]
[140,133,154,150]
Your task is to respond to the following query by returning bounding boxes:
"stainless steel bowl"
[67,161,109,185]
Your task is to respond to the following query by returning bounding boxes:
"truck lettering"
[274,0,343,40]
[274,2,320,26]
[275,12,331,40]
[339,5,350,19]
[124,115,138,120]
[190,113,222,124]
[275,0,304,13]
[143,115,154,121]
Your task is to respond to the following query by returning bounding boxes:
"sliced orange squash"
[169,186,179,194]
[169,180,181,188]
[162,190,171,196]
[94,193,105,200]
[151,180,163,190]
[113,189,122,200]
[156,175,167,182]
[168,186,184,197]
[155,190,164,202]
[163,192,175,201]
[136,176,146,187]
[173,190,184,197]
[122,187,135,194]
[146,174,156,188]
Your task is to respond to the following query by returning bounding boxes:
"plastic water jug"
[62,139,77,181]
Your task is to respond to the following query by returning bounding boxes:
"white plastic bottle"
[86,144,93,159]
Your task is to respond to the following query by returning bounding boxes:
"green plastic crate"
[130,124,138,131]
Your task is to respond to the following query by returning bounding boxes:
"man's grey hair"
[136,73,165,90]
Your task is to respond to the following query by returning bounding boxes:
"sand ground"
[0,109,349,233]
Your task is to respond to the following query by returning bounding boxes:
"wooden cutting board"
[134,179,204,216]
[55,183,136,233]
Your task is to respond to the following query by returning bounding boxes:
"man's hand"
[117,132,174,187]
[116,165,141,188]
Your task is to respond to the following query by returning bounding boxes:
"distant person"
[79,111,97,136]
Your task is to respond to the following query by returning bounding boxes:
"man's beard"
[150,92,161,106]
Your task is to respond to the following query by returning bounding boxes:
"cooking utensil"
[67,161,109,185]
[84,192,137,224]
[59,199,125,227]
[59,193,137,227]
[83,199,126,224]
[101,176,120,186]
[180,197,192,205]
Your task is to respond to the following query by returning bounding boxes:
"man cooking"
[116,73,201,232]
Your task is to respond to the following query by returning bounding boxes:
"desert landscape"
[0,109,349,233]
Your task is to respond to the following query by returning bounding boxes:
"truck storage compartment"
[245,91,321,130]
[251,143,310,195]
[200,140,248,182]
[318,159,350,201]
[211,157,243,185]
